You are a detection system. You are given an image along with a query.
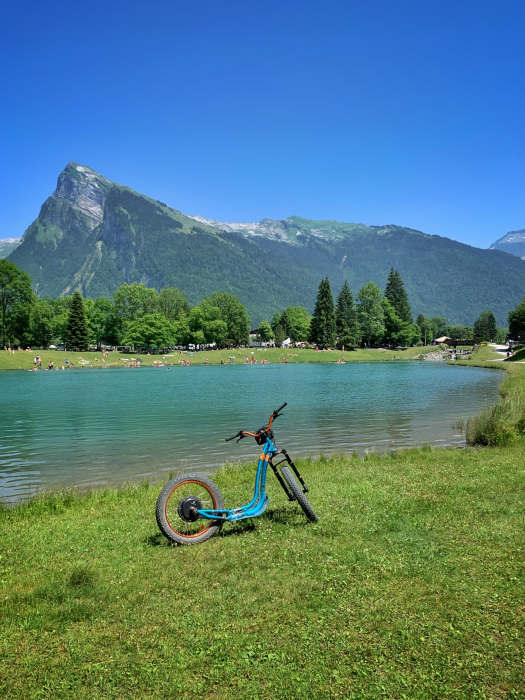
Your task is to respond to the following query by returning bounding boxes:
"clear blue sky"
[1,0,524,248]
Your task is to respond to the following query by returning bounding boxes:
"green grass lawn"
[2,443,525,699]
[0,344,441,372]
[506,347,525,363]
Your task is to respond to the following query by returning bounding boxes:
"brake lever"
[236,433,246,443]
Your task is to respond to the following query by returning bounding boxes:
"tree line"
[0,258,511,351]
[0,259,250,350]
[298,272,420,349]
[259,271,508,348]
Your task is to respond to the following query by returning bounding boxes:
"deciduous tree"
[114,283,159,324]
[207,292,250,345]
[257,320,274,343]
[158,287,190,322]
[357,282,385,347]
[87,297,122,348]
[431,316,447,338]
[123,313,176,348]
[416,313,434,345]
[508,297,525,338]
[283,306,311,342]
[188,300,228,346]
[30,299,54,348]
[0,259,34,347]
[51,297,73,345]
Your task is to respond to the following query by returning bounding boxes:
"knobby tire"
[156,473,224,545]
[281,466,318,522]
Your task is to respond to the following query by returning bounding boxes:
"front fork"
[269,449,309,501]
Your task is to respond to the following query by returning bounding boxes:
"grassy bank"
[506,347,525,363]
[0,345,441,371]
[2,444,525,699]
[454,345,525,446]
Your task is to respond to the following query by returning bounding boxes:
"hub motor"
[178,496,203,522]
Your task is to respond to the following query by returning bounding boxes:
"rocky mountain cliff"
[8,162,525,325]
[489,229,525,259]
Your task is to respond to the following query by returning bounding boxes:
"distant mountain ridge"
[489,229,525,259]
[186,212,429,246]
[7,162,525,325]
[0,238,21,258]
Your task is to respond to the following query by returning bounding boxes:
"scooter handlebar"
[225,403,287,441]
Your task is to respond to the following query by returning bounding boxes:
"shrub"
[467,402,514,446]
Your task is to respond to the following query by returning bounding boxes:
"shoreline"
[0,344,471,372]
[0,345,513,507]
[1,353,505,506]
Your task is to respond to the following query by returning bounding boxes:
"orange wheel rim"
[165,480,217,538]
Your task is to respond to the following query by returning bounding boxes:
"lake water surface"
[0,362,501,502]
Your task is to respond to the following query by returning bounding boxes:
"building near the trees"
[248,329,275,347]
[433,336,452,345]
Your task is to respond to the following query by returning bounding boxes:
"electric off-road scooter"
[156,403,318,545]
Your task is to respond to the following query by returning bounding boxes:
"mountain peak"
[54,162,115,224]
[489,229,525,259]
[6,161,525,325]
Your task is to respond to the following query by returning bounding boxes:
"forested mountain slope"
[8,162,525,325]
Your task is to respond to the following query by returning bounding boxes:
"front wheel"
[281,466,318,522]
[156,473,224,545]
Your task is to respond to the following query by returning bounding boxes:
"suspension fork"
[269,448,310,499]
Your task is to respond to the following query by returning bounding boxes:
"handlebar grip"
[275,402,287,413]
[225,433,240,442]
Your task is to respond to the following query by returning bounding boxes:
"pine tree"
[335,281,360,349]
[473,310,497,342]
[279,308,291,337]
[309,278,336,348]
[357,282,385,347]
[274,324,286,347]
[66,290,89,351]
[384,268,412,323]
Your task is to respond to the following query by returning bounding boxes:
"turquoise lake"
[0,363,501,502]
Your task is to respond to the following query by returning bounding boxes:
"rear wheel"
[281,466,318,522]
[156,473,224,545]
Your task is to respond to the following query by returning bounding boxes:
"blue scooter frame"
[155,403,318,546]
[196,437,277,522]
